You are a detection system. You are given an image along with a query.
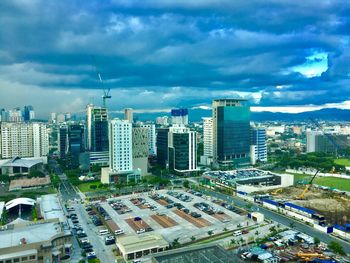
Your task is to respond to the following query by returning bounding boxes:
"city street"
[196,186,350,254]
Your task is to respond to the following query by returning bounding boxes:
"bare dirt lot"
[151,214,178,228]
[125,218,151,232]
[174,209,211,228]
[271,186,350,225]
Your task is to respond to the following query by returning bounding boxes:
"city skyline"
[0,1,350,117]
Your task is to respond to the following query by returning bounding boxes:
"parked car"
[136,229,145,234]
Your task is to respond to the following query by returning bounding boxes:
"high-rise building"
[171,108,188,125]
[202,117,213,157]
[109,119,133,172]
[0,122,48,159]
[139,124,156,156]
[56,114,65,123]
[101,119,141,185]
[86,104,108,152]
[124,108,133,123]
[212,99,251,168]
[8,108,23,122]
[23,105,35,121]
[50,112,57,123]
[156,128,169,168]
[168,126,197,173]
[306,130,349,153]
[0,109,9,122]
[33,123,49,158]
[250,128,267,164]
[200,117,213,166]
[132,126,149,176]
[156,116,169,126]
[68,124,85,154]
[58,125,68,159]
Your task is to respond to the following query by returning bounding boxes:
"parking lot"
[99,189,256,244]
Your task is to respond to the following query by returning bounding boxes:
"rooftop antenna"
[91,56,111,108]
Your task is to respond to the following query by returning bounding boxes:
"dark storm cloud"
[0,0,349,116]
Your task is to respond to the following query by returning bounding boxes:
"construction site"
[265,181,350,226]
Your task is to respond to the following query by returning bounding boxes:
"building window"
[14,259,20,263]
[29,255,36,260]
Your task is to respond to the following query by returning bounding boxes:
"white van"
[233,230,242,236]
[99,229,109,235]
[115,229,125,235]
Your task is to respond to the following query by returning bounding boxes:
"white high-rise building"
[139,124,156,155]
[109,119,133,172]
[33,123,49,158]
[306,130,322,153]
[0,122,48,159]
[202,117,213,157]
[50,112,57,123]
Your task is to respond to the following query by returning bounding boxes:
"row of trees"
[275,152,346,172]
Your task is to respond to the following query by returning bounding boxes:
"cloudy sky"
[0,0,350,118]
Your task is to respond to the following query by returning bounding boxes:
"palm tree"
[289,222,296,228]
[207,230,213,236]
[254,230,260,242]
[191,236,196,242]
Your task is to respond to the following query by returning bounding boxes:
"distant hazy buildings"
[8,108,23,122]
[212,99,251,168]
[171,108,188,126]
[0,122,48,159]
[156,128,169,168]
[168,125,197,173]
[200,117,213,165]
[250,128,267,164]
[124,108,133,123]
[306,130,349,153]
[156,116,169,126]
[23,105,35,121]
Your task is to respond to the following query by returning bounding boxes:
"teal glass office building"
[213,99,251,168]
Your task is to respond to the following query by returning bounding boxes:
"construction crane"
[91,57,111,108]
[296,170,319,200]
[271,188,283,195]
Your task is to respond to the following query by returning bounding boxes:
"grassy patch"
[334,158,350,167]
[283,172,350,191]
[77,181,104,192]
[314,176,350,191]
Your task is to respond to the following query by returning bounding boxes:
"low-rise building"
[0,218,72,263]
[116,234,169,261]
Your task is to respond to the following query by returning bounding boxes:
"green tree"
[31,207,38,221]
[289,222,295,228]
[207,230,213,236]
[190,236,196,242]
[314,237,321,246]
[183,180,190,188]
[328,241,346,255]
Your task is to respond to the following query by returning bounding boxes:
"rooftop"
[152,244,239,263]
[117,234,168,254]
[0,219,63,249]
[203,169,278,185]
[0,157,43,169]
[5,197,36,210]
[39,194,66,223]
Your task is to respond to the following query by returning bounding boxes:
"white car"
[115,229,125,235]
[136,229,145,234]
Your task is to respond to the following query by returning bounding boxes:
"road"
[49,160,115,262]
[197,187,350,254]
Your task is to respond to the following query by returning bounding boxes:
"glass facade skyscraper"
[213,99,251,168]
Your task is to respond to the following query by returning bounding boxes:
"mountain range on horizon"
[130,108,350,123]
